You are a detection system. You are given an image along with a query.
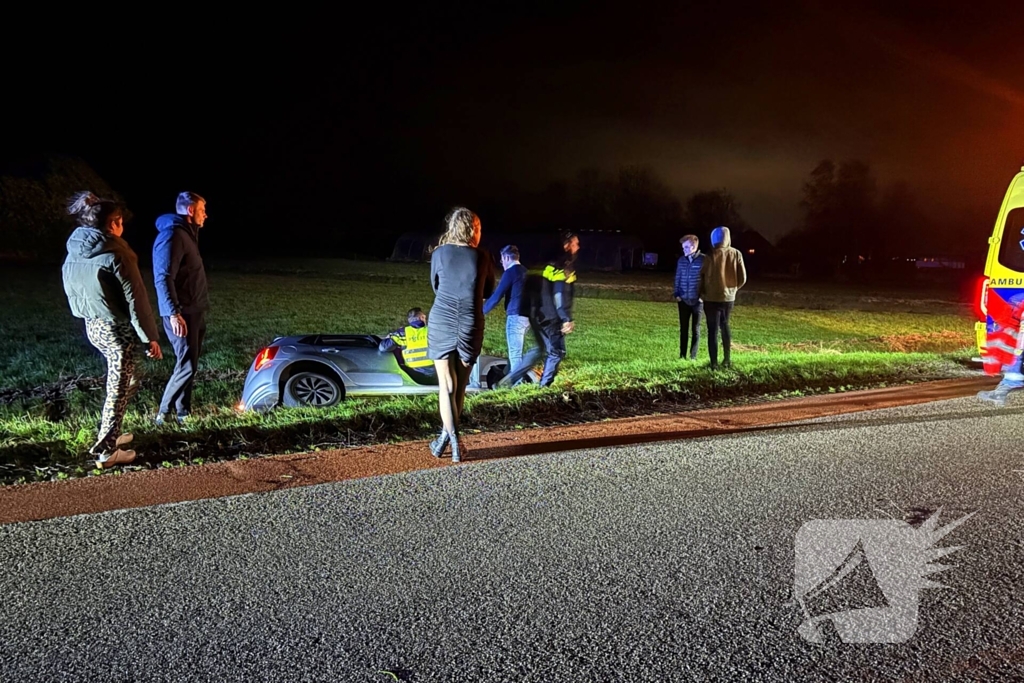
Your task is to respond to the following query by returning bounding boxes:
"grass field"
[0,259,978,485]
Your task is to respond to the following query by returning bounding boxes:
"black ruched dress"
[427,244,495,364]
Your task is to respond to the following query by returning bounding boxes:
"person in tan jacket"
[698,226,747,370]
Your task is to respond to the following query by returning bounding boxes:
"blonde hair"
[438,207,481,248]
[680,234,699,247]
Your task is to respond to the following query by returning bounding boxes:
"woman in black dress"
[427,207,495,462]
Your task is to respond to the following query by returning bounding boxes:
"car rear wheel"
[283,371,343,408]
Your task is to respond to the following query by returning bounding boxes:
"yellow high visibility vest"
[403,325,431,368]
[542,264,577,284]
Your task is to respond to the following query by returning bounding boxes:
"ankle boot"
[449,430,463,463]
[429,429,450,457]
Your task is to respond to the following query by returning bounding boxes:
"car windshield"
[997,207,1024,272]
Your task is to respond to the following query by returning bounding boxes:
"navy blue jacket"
[674,252,704,304]
[483,263,528,317]
[153,214,209,316]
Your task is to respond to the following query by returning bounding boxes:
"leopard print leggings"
[85,319,140,454]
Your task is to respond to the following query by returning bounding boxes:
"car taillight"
[254,346,279,371]
[976,276,990,322]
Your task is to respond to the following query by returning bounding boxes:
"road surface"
[1,393,1022,681]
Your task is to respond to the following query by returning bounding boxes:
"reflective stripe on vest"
[403,325,431,367]
[542,264,577,284]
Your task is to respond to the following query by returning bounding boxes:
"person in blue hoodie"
[152,191,209,425]
[673,234,704,360]
[62,192,163,467]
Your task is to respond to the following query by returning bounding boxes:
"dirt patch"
[0,375,998,526]
[0,369,247,407]
[877,331,974,353]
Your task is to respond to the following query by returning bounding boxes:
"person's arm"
[736,251,747,290]
[378,328,405,353]
[153,232,182,316]
[483,267,512,314]
[113,252,159,344]
[673,258,684,300]
[698,257,708,300]
[553,281,572,323]
[154,232,188,336]
[430,249,441,294]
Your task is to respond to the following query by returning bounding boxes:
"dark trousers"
[159,311,207,415]
[503,317,566,387]
[704,301,734,367]
[677,300,703,358]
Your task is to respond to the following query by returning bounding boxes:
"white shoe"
[95,448,137,469]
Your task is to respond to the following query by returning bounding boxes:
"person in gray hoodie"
[698,226,747,370]
[62,192,163,467]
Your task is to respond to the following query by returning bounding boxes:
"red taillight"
[254,346,279,371]
[975,276,990,322]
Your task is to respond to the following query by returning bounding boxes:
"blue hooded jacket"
[152,213,209,316]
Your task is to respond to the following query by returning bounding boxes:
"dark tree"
[0,155,125,261]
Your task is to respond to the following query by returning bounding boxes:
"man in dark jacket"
[501,232,580,388]
[483,244,529,373]
[152,191,209,424]
[673,234,704,360]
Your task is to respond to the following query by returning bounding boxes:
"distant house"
[725,228,778,275]
[389,229,645,272]
[388,232,439,263]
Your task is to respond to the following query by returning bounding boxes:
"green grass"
[0,260,978,485]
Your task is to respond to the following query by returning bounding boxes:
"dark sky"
[6,0,1023,254]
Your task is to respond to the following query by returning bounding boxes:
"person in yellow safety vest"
[500,231,581,388]
[379,308,436,378]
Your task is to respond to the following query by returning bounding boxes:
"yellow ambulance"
[977,166,1024,356]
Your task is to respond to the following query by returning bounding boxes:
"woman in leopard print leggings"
[62,192,164,467]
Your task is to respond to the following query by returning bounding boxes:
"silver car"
[238,334,512,412]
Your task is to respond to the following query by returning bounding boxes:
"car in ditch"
[237,334,514,412]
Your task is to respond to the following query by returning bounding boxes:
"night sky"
[5,1,1023,257]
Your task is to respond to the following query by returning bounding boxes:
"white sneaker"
[95,448,137,469]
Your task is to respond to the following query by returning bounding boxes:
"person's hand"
[146,341,163,360]
[169,314,187,338]
[674,296,682,302]
[561,321,575,335]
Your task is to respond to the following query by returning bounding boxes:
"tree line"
[0,153,972,278]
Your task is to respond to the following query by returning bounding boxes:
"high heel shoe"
[449,430,464,463]
[429,429,450,457]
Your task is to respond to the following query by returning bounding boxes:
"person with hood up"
[62,191,163,467]
[698,226,747,370]
[152,191,209,425]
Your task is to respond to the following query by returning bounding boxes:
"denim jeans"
[506,314,531,374]
[1001,353,1024,390]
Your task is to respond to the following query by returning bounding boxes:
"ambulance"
[977,166,1024,357]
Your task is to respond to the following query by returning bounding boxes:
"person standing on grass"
[978,295,1024,406]
[152,191,209,426]
[501,231,581,388]
[62,192,163,468]
[426,207,495,463]
[483,244,529,376]
[698,226,746,371]
[673,234,704,360]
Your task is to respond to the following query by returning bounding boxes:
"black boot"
[429,429,450,457]
[450,430,463,463]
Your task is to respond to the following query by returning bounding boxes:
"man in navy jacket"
[152,192,209,424]
[483,244,529,374]
[673,234,704,360]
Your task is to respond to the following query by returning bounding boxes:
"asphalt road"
[2,394,1023,681]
